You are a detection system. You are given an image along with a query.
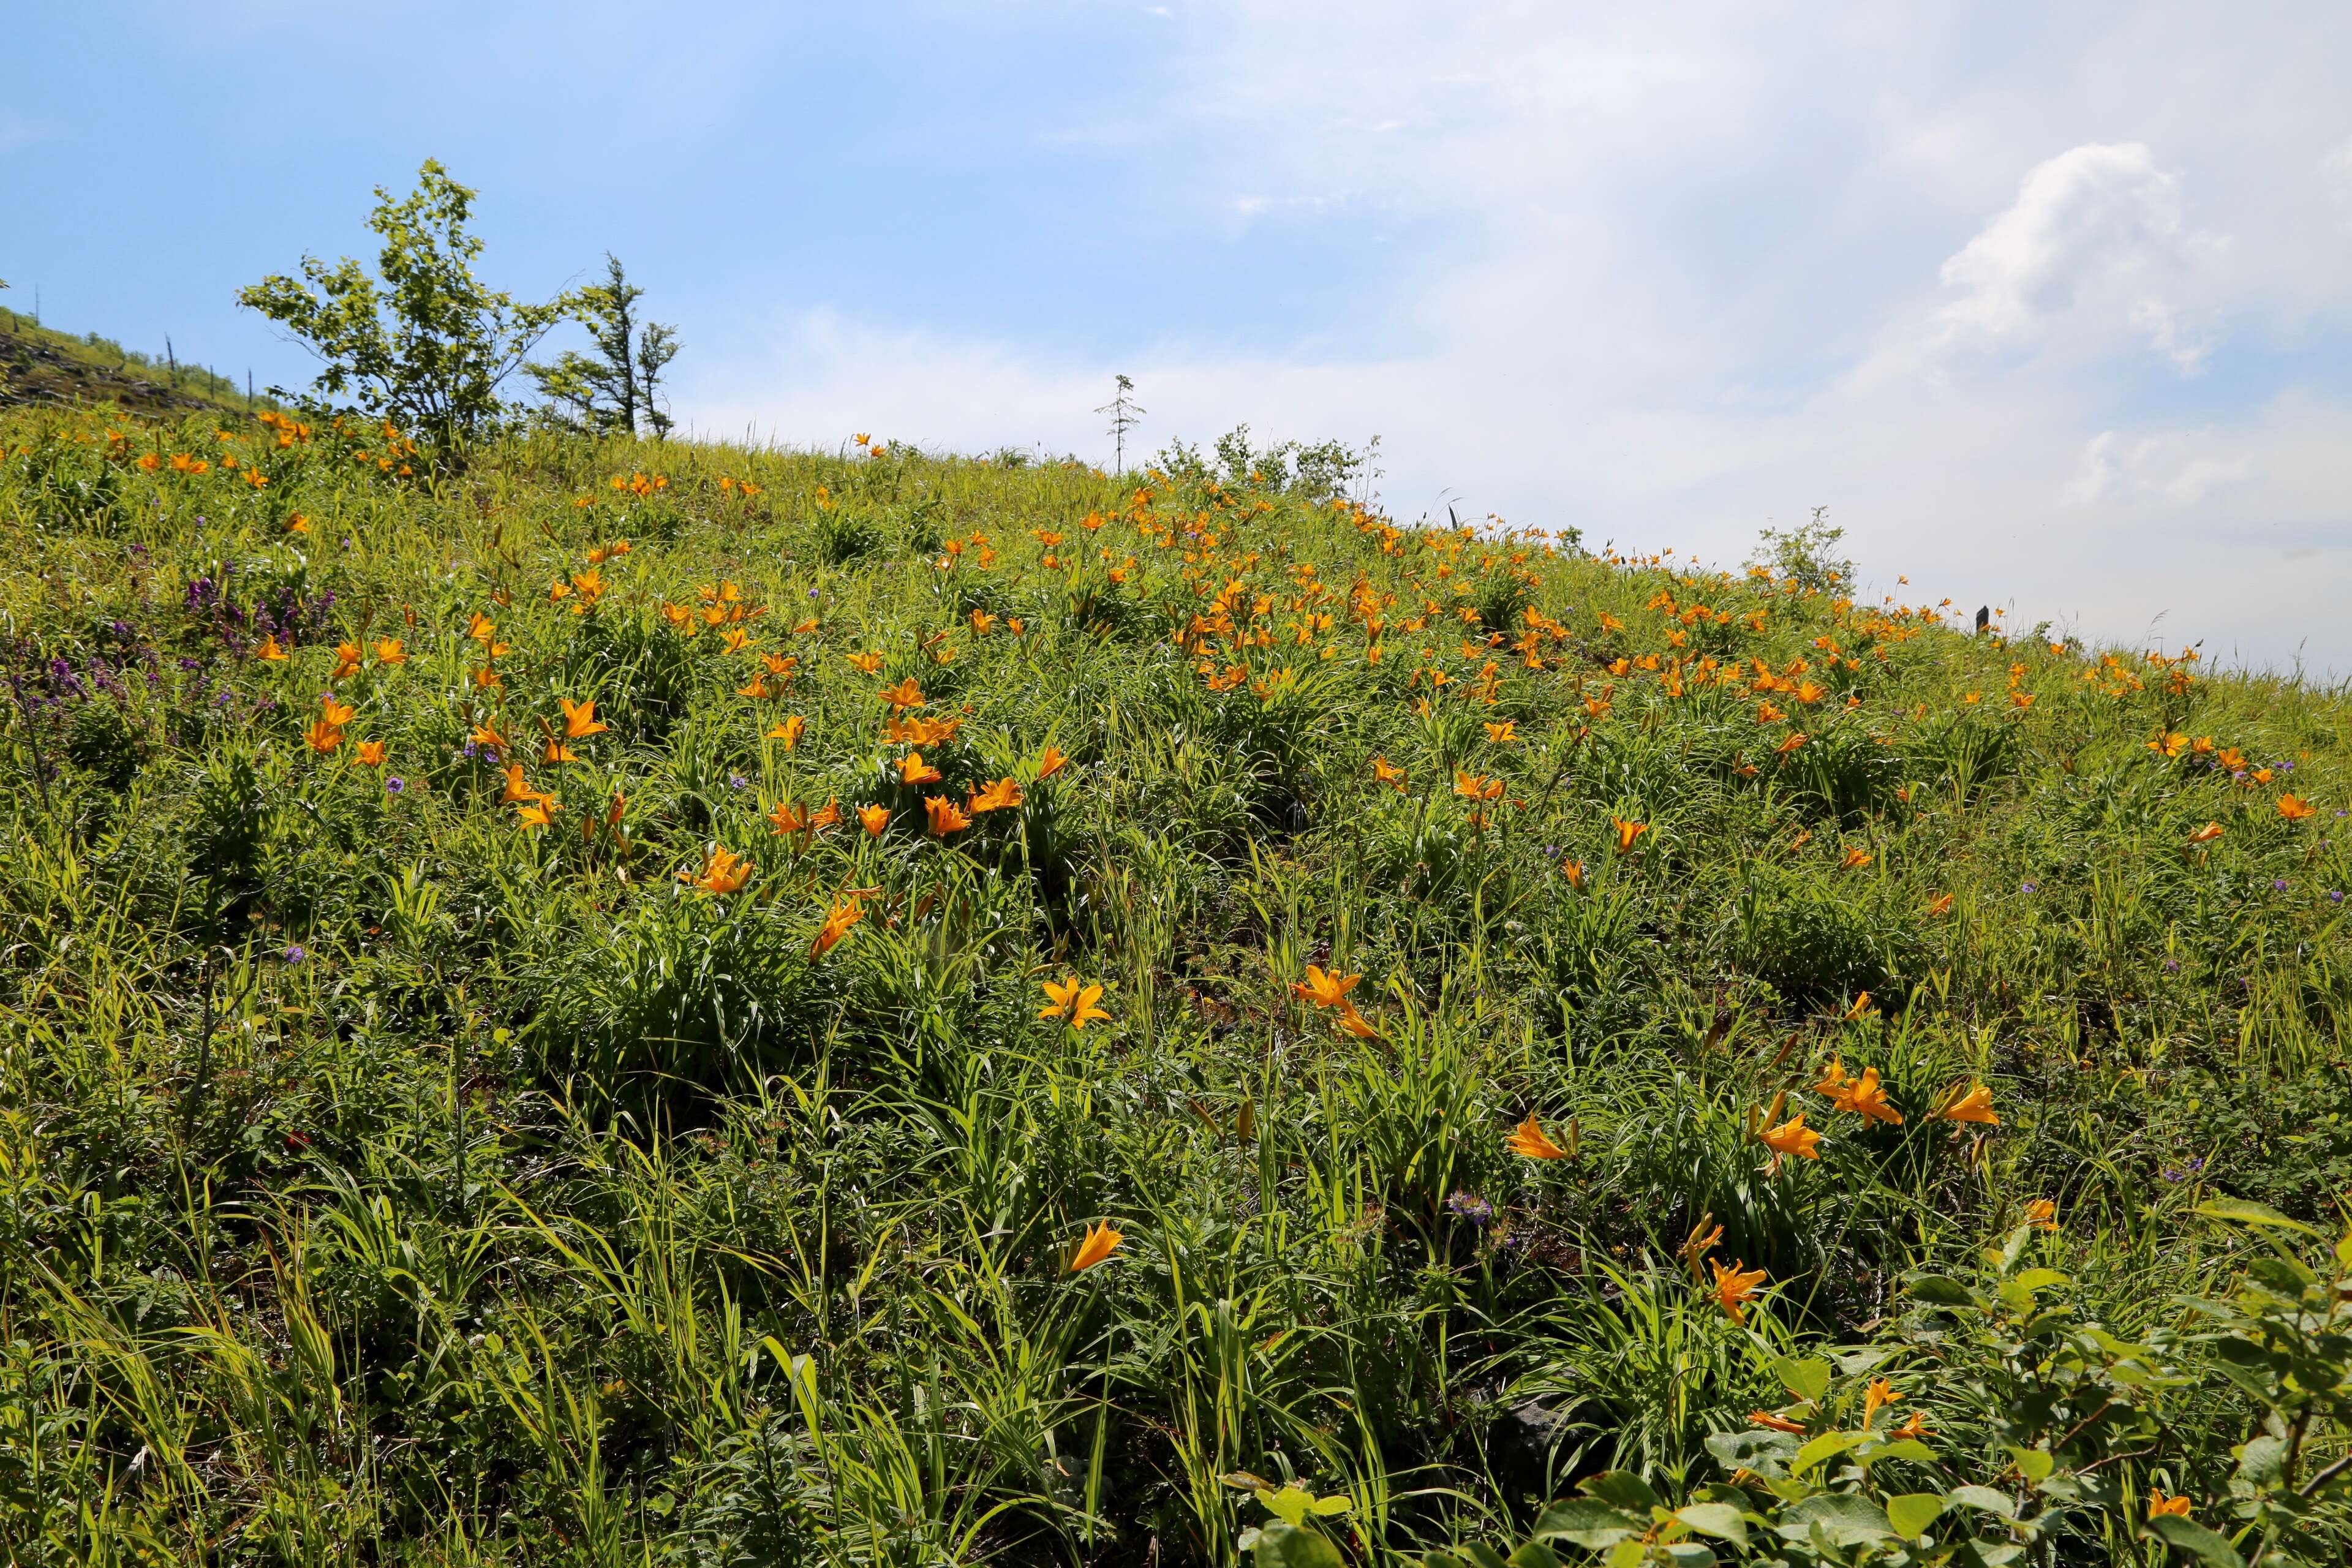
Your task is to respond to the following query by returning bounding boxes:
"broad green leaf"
[2195,1197,2321,1236]
[1869,1439,1940,1464]
[1673,1504,1749,1546]
[1948,1485,2016,1518]
[1706,1428,1797,1474]
[1505,1544,1562,1568]
[1885,1493,1946,1539]
[1773,1355,1832,1402]
[1456,1546,1510,1568]
[1253,1522,1345,1568]
[2010,1267,2068,1294]
[1582,1471,1661,1512]
[2146,1515,2245,1567]
[1779,1493,1894,1547]
[1793,1429,1869,1473]
[2008,1446,2055,1483]
[1660,1545,1717,1568]
[1907,1273,1978,1306]
[1531,1500,1640,1550]
[2234,1433,2287,1486]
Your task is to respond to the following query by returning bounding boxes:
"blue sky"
[8,1,2352,673]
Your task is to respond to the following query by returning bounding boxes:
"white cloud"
[1928,142,2220,368]
[2064,428,2254,506]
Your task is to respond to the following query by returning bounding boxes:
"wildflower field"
[2,406,2348,1567]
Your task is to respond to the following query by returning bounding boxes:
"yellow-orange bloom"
[2278,793,2318,821]
[1506,1114,1567,1160]
[1827,1065,1903,1125]
[968,777,1023,813]
[1760,1111,1823,1161]
[1371,755,1406,788]
[879,677,925,710]
[257,634,289,662]
[1927,892,1954,916]
[2188,822,2225,844]
[305,718,344,753]
[320,695,355,728]
[1483,720,1517,744]
[560,698,608,739]
[1292,965,1361,1009]
[373,638,407,666]
[1749,1410,1807,1435]
[356,740,386,767]
[1711,1258,1768,1323]
[2148,1493,2191,1519]
[899,750,943,786]
[333,641,364,679]
[809,900,864,958]
[847,651,884,674]
[1335,1000,1379,1039]
[1040,975,1111,1029]
[1035,745,1068,780]
[1841,846,1873,870]
[1861,1377,1902,1429]
[1562,859,1586,889]
[769,714,806,750]
[1774,733,1807,755]
[2024,1198,2059,1231]
[924,794,973,836]
[684,844,751,894]
[859,803,891,837]
[1069,1220,1124,1273]
[515,798,558,831]
[1932,1084,1999,1125]
[1611,816,1648,853]
[1454,772,1504,803]
[769,799,812,837]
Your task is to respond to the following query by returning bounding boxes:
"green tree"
[238,160,569,454]
[527,254,680,439]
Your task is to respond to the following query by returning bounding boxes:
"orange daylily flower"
[1927,893,1954,916]
[924,794,973,836]
[1454,772,1504,803]
[1040,975,1111,1029]
[257,634,289,662]
[769,714,807,749]
[847,652,884,674]
[499,764,545,805]
[1841,846,1873,870]
[769,800,812,836]
[373,638,407,666]
[1035,745,1068,780]
[1827,1065,1903,1125]
[1932,1084,1999,1125]
[1611,816,1648,853]
[968,777,1023,813]
[880,677,926,710]
[2278,793,2317,821]
[1711,1258,1768,1324]
[1760,1111,1823,1161]
[858,803,890,837]
[899,751,944,786]
[1749,1411,1807,1435]
[1888,1410,1934,1441]
[470,719,514,756]
[1483,720,1517,744]
[2024,1198,2059,1231]
[320,695,355,728]
[1334,1001,1379,1039]
[809,900,864,958]
[684,844,752,894]
[1506,1114,1567,1160]
[1292,965,1361,1009]
[333,641,364,679]
[1812,1056,1848,1092]
[2188,822,2225,844]
[1370,755,1406,788]
[356,740,386,767]
[1562,858,1586,889]
[514,798,558,830]
[560,698,608,739]
[305,718,344,753]
[1069,1220,1124,1273]
[1774,733,1807,755]
[1862,1378,1902,1429]
[2147,1493,2191,1519]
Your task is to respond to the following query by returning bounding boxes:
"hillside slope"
[1,399,2348,1564]
[0,307,263,417]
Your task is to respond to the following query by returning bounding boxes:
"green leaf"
[2233,1434,2287,1487]
[1948,1485,2017,1519]
[1869,1439,1940,1464]
[1505,1544,1562,1568]
[1455,1547,1510,1568]
[2195,1197,2322,1237]
[1706,1428,1798,1474]
[1253,1521,1346,1568]
[2010,1267,2069,1294]
[1793,1429,1869,1473]
[1310,1494,1354,1517]
[1659,1545,1716,1568]
[1908,1273,1978,1306]
[1582,1471,1661,1513]
[1773,1355,1832,1402]
[2146,1515,2246,1567]
[2008,1446,2055,1483]
[1531,1500,1640,1550]
[1673,1504,1749,1546]
[1778,1493,1894,1547]
[1885,1493,1947,1539]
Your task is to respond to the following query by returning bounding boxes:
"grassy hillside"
[1,305,267,418]
[1,398,2348,1566]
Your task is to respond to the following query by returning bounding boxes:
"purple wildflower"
[284,945,307,963]
[386,777,405,794]
[1447,1189,1496,1226]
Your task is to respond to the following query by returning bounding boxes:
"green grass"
[1,401,2347,1565]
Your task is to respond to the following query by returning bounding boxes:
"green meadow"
[1,401,2348,1566]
